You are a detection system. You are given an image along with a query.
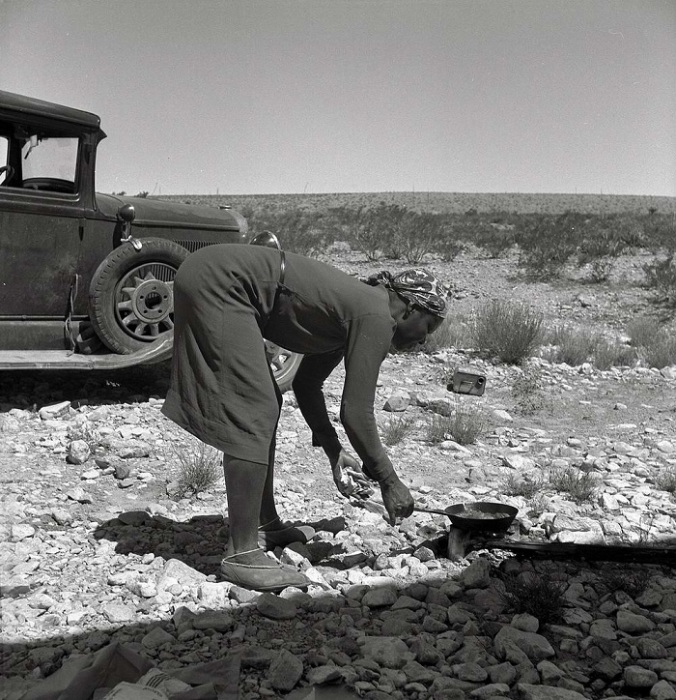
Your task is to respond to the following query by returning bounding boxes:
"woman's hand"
[379,474,414,525]
[331,450,374,500]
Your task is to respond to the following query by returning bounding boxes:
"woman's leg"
[223,456,268,556]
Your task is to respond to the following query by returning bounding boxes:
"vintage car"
[0,90,301,389]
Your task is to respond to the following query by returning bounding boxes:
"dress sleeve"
[340,314,396,482]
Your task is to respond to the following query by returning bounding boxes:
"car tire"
[89,238,189,354]
[265,342,303,393]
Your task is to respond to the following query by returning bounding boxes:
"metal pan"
[414,501,519,534]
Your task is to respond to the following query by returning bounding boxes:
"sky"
[1,0,674,197]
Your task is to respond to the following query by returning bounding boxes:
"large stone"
[361,636,414,669]
[256,593,298,620]
[459,559,492,589]
[141,626,176,649]
[198,581,231,608]
[623,665,658,688]
[650,680,676,700]
[617,609,655,634]
[101,602,135,623]
[268,649,304,691]
[517,683,588,700]
[362,586,398,608]
[192,611,234,632]
[383,391,410,412]
[156,558,207,591]
[494,626,555,662]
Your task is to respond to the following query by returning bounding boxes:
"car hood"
[95,193,248,234]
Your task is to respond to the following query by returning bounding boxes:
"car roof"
[0,90,102,130]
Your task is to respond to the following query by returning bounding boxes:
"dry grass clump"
[498,570,568,624]
[626,316,676,369]
[426,404,487,446]
[472,300,544,365]
[502,472,546,500]
[544,325,636,370]
[382,414,416,446]
[547,465,598,504]
[171,440,221,497]
[422,313,474,353]
[653,465,676,495]
[511,366,548,414]
[596,566,652,598]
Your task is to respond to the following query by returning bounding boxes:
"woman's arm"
[292,349,345,463]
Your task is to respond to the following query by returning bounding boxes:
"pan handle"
[413,506,450,518]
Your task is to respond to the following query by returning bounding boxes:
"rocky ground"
[1,249,675,700]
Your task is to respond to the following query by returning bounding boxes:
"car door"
[0,130,84,323]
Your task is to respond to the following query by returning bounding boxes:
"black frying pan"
[414,501,519,533]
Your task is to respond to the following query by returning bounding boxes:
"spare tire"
[89,238,189,354]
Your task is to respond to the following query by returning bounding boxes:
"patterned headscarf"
[368,269,450,318]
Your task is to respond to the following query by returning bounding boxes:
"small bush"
[502,471,546,499]
[545,324,597,366]
[654,465,676,495]
[644,254,676,306]
[472,300,544,365]
[499,571,567,624]
[172,441,221,497]
[596,566,652,598]
[382,414,416,446]
[591,338,637,370]
[421,313,473,353]
[426,404,486,445]
[511,366,547,414]
[641,334,676,370]
[627,317,662,349]
[547,466,598,504]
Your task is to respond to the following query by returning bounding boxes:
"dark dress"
[161,245,397,478]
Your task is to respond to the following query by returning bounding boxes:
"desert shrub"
[643,254,676,306]
[499,570,567,624]
[471,300,544,365]
[654,465,676,495]
[591,337,637,370]
[630,322,676,369]
[247,207,328,257]
[575,218,628,283]
[421,313,473,353]
[596,566,652,598]
[627,317,662,349]
[515,212,585,281]
[502,471,546,499]
[545,324,597,366]
[511,366,547,414]
[345,202,402,260]
[425,404,486,445]
[396,211,446,264]
[547,466,598,504]
[432,229,465,262]
[473,224,516,259]
[172,440,221,497]
[382,414,416,446]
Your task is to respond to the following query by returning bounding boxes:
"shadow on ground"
[0,363,172,412]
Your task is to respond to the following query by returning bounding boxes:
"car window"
[21,135,78,187]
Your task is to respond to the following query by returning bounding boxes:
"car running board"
[0,336,173,370]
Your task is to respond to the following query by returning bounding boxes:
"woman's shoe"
[257,521,316,549]
[220,549,310,592]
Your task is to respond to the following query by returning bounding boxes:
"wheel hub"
[130,279,173,324]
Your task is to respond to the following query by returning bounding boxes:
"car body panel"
[0,90,248,363]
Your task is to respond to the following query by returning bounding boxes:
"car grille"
[175,240,215,254]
